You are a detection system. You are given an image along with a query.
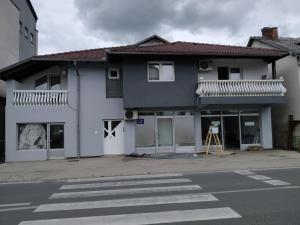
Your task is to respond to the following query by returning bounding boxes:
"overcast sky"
[31,0,300,55]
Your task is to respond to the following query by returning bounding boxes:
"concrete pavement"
[0,150,300,183]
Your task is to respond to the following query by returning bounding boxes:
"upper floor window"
[108,68,120,79]
[30,33,34,44]
[19,21,23,33]
[148,62,175,82]
[24,27,29,39]
[35,75,61,90]
[218,67,242,80]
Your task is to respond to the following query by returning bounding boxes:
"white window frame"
[108,68,120,79]
[147,61,175,82]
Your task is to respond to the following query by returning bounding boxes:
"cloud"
[73,0,255,43]
[31,0,300,54]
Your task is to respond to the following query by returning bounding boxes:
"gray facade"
[0,35,287,161]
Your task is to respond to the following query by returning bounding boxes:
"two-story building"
[0,35,288,161]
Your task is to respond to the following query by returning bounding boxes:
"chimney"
[261,27,278,40]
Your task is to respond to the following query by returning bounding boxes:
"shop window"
[175,114,194,146]
[18,124,47,150]
[50,124,64,149]
[135,116,155,148]
[240,116,260,144]
[201,117,222,144]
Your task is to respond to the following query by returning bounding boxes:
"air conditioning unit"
[199,60,213,71]
[124,110,138,120]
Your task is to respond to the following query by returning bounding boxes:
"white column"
[261,106,273,149]
[194,111,202,152]
[124,120,136,155]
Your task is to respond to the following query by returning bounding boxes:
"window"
[35,75,61,90]
[108,68,120,79]
[35,76,48,90]
[18,123,65,150]
[18,124,47,150]
[24,27,29,38]
[240,116,260,144]
[50,124,64,149]
[230,68,242,80]
[148,62,175,81]
[30,33,34,43]
[19,21,23,33]
[50,76,61,90]
[218,67,242,80]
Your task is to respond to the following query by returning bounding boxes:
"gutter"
[73,61,81,160]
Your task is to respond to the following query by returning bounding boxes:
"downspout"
[73,61,81,160]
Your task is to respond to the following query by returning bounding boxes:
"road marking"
[263,180,291,186]
[234,170,255,175]
[0,181,43,185]
[50,185,202,199]
[0,206,37,213]
[248,175,272,180]
[203,185,300,195]
[0,202,31,208]
[35,193,217,212]
[61,178,191,190]
[21,207,241,225]
[67,173,183,183]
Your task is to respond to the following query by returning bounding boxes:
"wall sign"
[137,119,144,124]
[245,121,255,127]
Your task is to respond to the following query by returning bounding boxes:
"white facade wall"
[198,58,268,80]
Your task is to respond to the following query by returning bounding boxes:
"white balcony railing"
[196,78,286,97]
[13,90,68,106]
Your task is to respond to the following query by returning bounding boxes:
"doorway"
[156,117,174,152]
[103,120,124,155]
[223,116,240,149]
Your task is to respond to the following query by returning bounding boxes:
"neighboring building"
[0,35,287,162]
[248,27,300,148]
[0,0,38,161]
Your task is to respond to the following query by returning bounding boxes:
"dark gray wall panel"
[123,56,198,108]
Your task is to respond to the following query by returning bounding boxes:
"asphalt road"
[1,167,300,225]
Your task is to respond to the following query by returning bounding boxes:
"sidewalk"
[0,150,300,183]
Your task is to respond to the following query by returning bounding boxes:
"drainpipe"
[73,61,81,160]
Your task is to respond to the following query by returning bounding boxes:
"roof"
[247,36,300,55]
[134,35,170,46]
[0,35,288,80]
[108,41,287,58]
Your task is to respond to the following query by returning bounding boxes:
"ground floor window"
[18,124,47,150]
[50,124,64,149]
[240,116,260,144]
[201,117,222,144]
[135,111,195,148]
[18,123,64,150]
[200,110,261,148]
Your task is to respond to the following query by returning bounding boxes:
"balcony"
[196,78,286,105]
[13,90,68,106]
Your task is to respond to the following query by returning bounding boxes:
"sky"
[31,0,300,55]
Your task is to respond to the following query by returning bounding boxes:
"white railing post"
[196,79,286,97]
[12,90,68,106]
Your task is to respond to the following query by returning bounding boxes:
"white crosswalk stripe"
[67,173,183,183]
[60,178,192,190]
[50,185,202,199]
[19,174,242,225]
[21,207,241,225]
[35,193,218,212]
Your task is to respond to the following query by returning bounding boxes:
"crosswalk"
[19,173,242,225]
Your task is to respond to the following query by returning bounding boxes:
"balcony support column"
[272,61,277,79]
[194,111,202,152]
[261,106,273,149]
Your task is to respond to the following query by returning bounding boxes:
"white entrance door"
[103,120,124,155]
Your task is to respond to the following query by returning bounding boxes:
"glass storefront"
[135,111,195,149]
[240,116,260,144]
